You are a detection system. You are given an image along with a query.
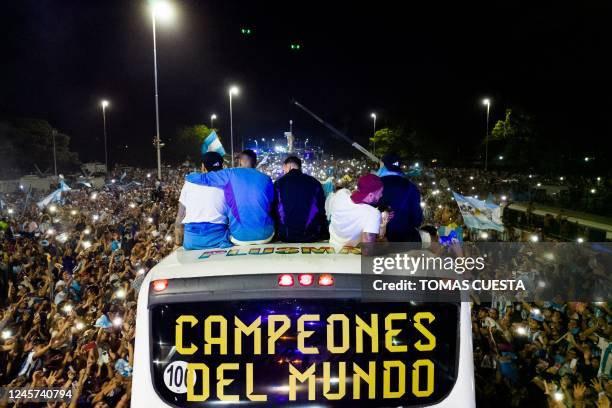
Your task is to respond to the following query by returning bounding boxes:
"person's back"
[328,174,384,249]
[185,150,274,244]
[378,154,423,242]
[274,156,328,242]
[176,152,230,250]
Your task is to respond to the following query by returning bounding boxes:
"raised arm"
[185,169,232,188]
[174,203,186,246]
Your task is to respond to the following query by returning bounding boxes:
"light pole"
[482,98,491,171]
[101,100,109,174]
[370,113,377,155]
[52,129,57,177]
[210,114,217,129]
[150,0,174,180]
[229,86,239,164]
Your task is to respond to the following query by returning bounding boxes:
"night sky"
[1,1,611,166]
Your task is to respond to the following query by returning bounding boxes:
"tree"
[167,124,216,163]
[369,127,415,159]
[491,109,536,141]
[0,119,79,177]
[489,109,540,170]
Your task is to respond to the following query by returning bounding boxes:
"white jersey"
[327,188,381,248]
[179,181,227,225]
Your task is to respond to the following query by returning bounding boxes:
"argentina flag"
[201,130,226,156]
[453,192,504,231]
[36,188,63,209]
[59,180,71,191]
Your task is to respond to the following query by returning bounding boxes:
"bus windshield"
[150,298,459,407]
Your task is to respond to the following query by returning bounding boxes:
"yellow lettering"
[338,246,361,254]
[235,316,261,355]
[301,246,335,254]
[186,363,209,402]
[289,363,316,400]
[383,360,406,399]
[353,361,376,399]
[355,314,379,353]
[246,363,267,401]
[175,315,198,355]
[323,362,346,400]
[385,313,407,352]
[413,312,436,351]
[327,314,350,354]
[216,363,239,401]
[297,314,319,354]
[412,359,434,397]
[275,247,300,254]
[204,316,227,355]
[268,315,290,354]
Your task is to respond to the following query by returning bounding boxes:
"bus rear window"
[150,299,459,407]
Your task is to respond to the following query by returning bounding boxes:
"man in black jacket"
[378,153,423,242]
[273,156,328,242]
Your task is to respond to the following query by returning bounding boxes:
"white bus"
[132,244,475,407]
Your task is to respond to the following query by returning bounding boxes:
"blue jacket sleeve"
[185,170,231,188]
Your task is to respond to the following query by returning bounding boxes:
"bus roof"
[507,202,612,232]
[150,244,362,280]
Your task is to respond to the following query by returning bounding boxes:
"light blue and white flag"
[256,155,269,169]
[453,192,504,231]
[201,130,226,156]
[36,188,63,209]
[59,180,71,191]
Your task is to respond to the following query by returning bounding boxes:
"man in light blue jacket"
[185,150,275,245]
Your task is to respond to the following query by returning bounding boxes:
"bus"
[503,202,612,242]
[132,244,475,407]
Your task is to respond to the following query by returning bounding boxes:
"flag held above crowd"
[452,191,504,232]
[36,180,71,208]
[36,188,63,209]
[201,130,226,156]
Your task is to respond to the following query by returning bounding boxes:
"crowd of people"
[0,150,610,407]
[0,167,182,406]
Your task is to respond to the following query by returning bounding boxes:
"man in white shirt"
[175,152,231,250]
[327,174,388,248]
[597,334,612,378]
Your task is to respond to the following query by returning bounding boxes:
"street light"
[51,129,58,177]
[150,0,175,180]
[101,100,109,174]
[482,98,491,171]
[210,114,217,129]
[370,113,377,155]
[229,86,239,164]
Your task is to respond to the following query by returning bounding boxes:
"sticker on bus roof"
[198,245,361,259]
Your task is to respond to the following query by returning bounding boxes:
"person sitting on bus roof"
[175,152,231,250]
[273,156,329,243]
[185,150,275,245]
[326,173,391,248]
[377,153,423,242]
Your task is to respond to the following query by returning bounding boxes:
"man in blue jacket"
[378,153,423,242]
[185,150,275,245]
[273,156,328,242]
